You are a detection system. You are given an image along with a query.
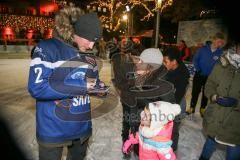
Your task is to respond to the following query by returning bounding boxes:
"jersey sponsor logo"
[72,96,90,106]
[54,96,91,121]
[71,71,86,80]
[48,56,94,95]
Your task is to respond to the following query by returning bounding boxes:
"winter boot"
[186,107,195,115]
[200,108,206,118]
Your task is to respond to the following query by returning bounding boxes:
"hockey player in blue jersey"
[28,4,104,160]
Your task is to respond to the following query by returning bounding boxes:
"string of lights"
[0,14,54,31]
[87,0,173,33]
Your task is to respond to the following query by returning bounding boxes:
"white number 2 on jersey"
[34,67,43,83]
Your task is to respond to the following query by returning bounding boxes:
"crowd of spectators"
[0,14,54,45]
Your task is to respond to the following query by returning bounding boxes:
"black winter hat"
[74,13,103,42]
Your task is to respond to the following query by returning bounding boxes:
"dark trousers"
[121,103,142,142]
[39,139,89,160]
[190,72,208,111]
[122,103,131,143]
[199,137,240,160]
[172,117,181,151]
[122,103,141,156]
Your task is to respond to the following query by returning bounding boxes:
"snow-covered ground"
[0,59,225,160]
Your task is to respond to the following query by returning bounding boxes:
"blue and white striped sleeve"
[28,45,87,100]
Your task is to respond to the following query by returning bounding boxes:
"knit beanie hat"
[74,12,103,42]
[148,101,181,130]
[140,48,163,67]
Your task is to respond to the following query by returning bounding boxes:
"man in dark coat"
[162,47,190,151]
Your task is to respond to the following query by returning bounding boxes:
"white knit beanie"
[140,48,163,66]
[149,101,181,130]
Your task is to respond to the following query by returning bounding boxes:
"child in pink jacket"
[123,101,181,160]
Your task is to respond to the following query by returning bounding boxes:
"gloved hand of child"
[122,133,139,154]
[216,96,238,107]
[130,124,138,136]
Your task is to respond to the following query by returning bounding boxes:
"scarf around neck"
[226,45,240,69]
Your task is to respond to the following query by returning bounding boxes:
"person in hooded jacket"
[199,41,240,160]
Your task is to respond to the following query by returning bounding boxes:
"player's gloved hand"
[216,96,238,107]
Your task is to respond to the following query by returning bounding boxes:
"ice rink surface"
[0,59,225,160]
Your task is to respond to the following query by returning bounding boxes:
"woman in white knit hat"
[112,47,177,158]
